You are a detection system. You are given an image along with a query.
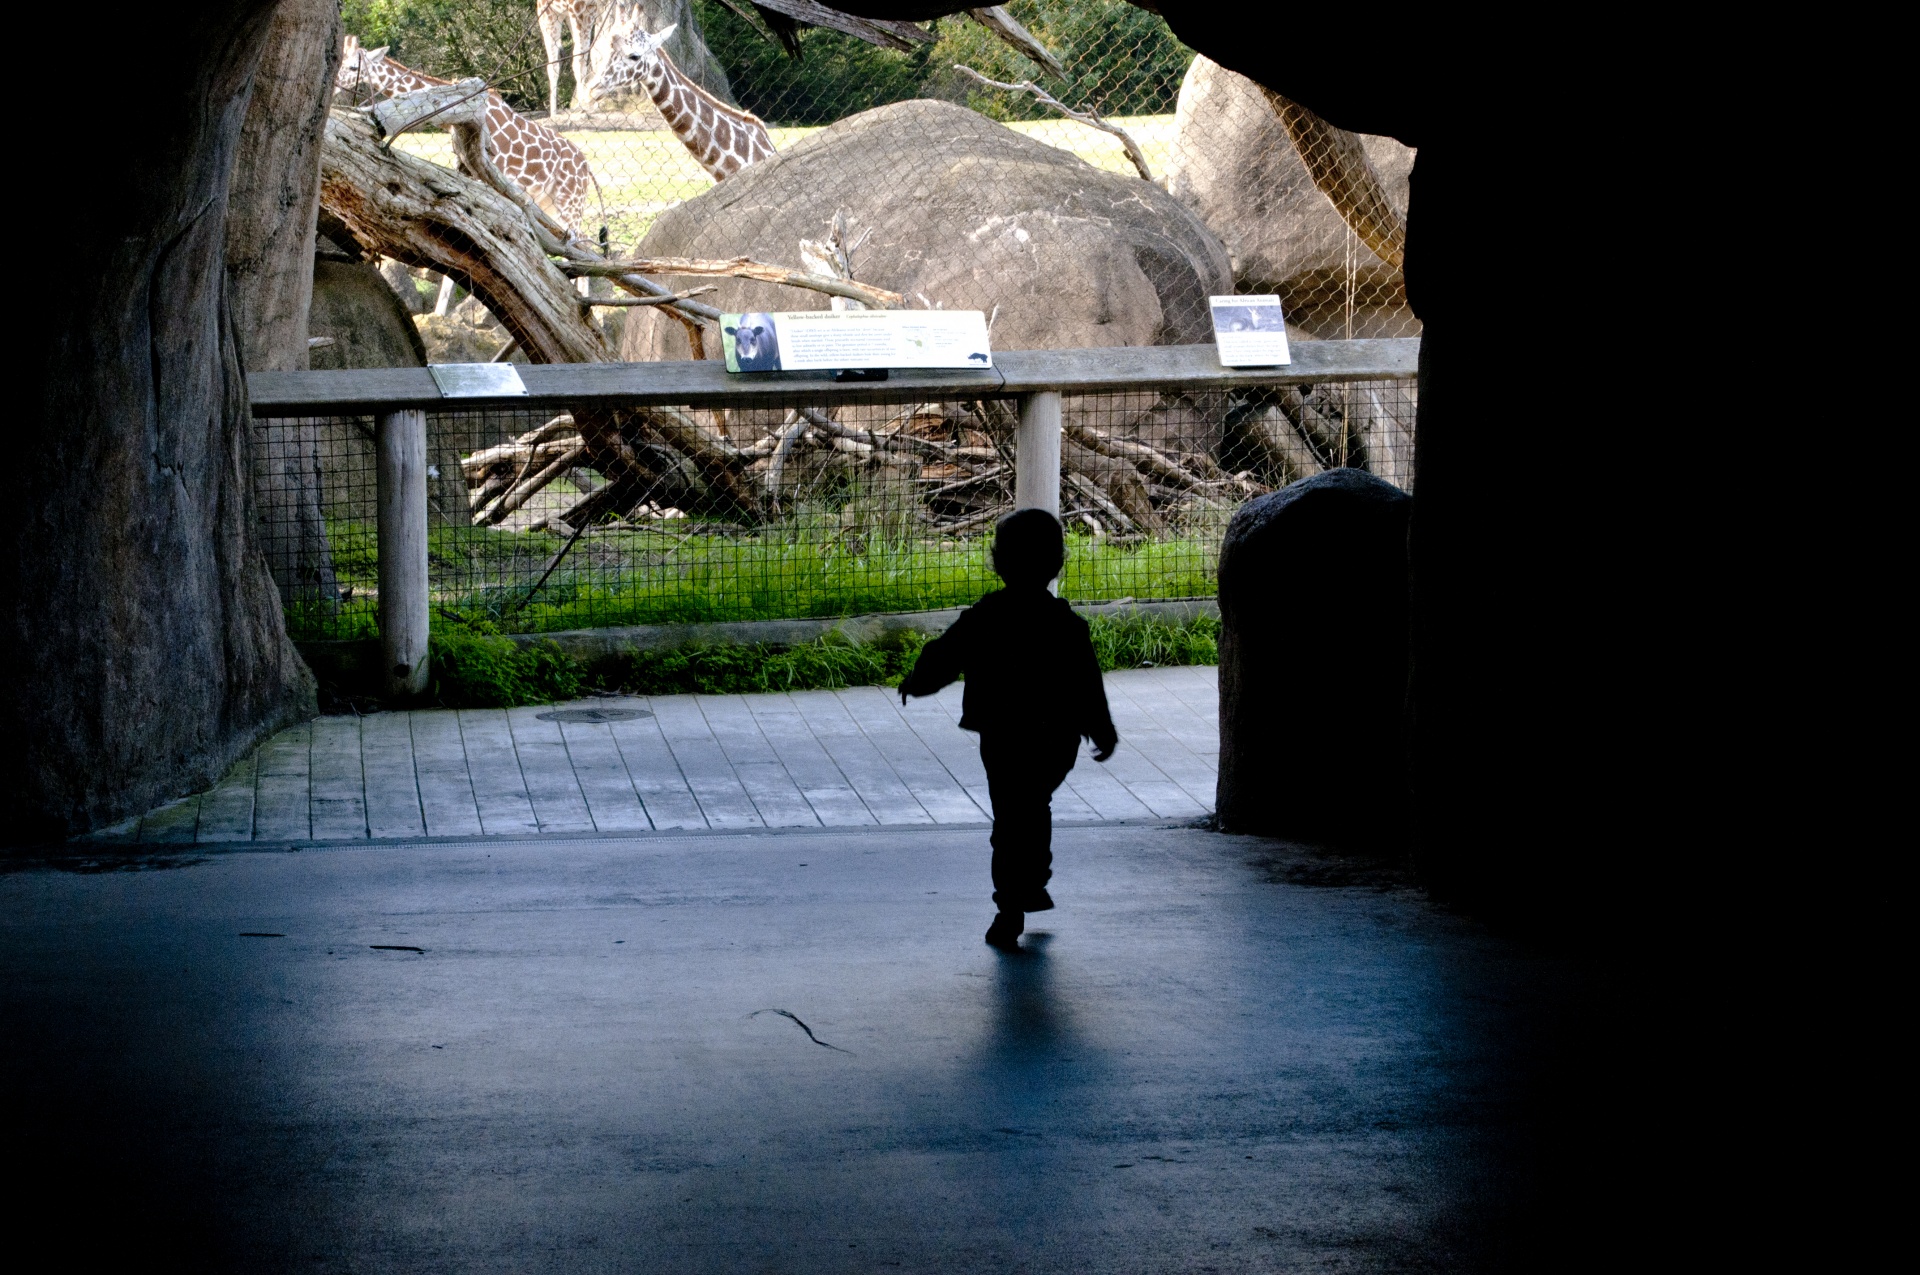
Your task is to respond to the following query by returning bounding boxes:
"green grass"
[294,517,1221,643]
[420,610,1214,709]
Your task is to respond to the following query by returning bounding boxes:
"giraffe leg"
[571,16,593,109]
[537,5,566,114]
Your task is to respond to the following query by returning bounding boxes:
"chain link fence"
[257,376,1414,642]
[292,2,1419,639]
[328,0,1417,361]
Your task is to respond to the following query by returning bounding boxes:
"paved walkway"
[104,667,1217,844]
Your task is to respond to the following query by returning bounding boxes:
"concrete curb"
[499,596,1219,660]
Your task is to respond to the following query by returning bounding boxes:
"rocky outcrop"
[1168,57,1418,340]
[308,256,429,370]
[1216,468,1413,847]
[620,98,1232,361]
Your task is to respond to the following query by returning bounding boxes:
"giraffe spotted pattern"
[597,22,775,182]
[338,36,594,234]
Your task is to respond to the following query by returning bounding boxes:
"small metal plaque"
[536,707,651,723]
[428,362,529,398]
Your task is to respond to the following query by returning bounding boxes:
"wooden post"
[1014,390,1062,517]
[377,408,430,699]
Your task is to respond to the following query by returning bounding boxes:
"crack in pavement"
[750,1008,852,1054]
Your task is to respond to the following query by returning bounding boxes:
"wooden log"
[461,436,582,479]
[377,409,430,698]
[1066,423,1207,491]
[563,255,904,310]
[1014,391,1062,516]
[1241,404,1325,485]
[966,8,1064,75]
[479,444,586,526]
[1061,436,1162,533]
[321,113,610,365]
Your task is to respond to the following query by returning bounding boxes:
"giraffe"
[336,35,594,233]
[535,0,604,115]
[595,22,775,181]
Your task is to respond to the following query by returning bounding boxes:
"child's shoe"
[1018,888,1055,912]
[984,911,1024,950]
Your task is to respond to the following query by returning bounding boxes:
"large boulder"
[305,252,478,525]
[620,98,1232,361]
[1167,57,1418,340]
[1215,468,1412,847]
[308,255,428,370]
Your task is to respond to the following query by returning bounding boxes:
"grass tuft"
[413,611,1214,710]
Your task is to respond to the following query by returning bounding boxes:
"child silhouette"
[898,509,1118,949]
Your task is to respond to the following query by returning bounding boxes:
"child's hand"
[1092,741,1115,762]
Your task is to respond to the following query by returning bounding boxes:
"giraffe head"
[596,22,678,97]
[335,34,391,100]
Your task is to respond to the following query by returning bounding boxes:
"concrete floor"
[2,822,1593,1272]
[102,668,1218,844]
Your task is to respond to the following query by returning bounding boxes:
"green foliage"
[1086,611,1218,671]
[692,0,934,125]
[688,0,1189,127]
[609,630,930,696]
[290,512,1224,644]
[429,629,581,707]
[340,0,556,110]
[923,0,1192,122]
[394,611,1217,709]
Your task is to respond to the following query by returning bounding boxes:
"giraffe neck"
[367,58,445,99]
[640,55,767,180]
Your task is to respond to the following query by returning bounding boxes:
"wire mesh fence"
[295,2,1421,640]
[258,377,1414,642]
[324,1,1418,367]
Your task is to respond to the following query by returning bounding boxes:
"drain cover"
[536,707,652,723]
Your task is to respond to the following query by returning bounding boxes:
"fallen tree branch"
[933,505,1010,534]
[966,8,1064,76]
[479,444,585,525]
[1065,424,1201,490]
[953,64,1154,182]
[587,286,717,307]
[563,255,904,310]
[800,408,961,461]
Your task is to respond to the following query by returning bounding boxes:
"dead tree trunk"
[228,0,343,607]
[6,0,315,841]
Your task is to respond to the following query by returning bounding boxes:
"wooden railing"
[248,339,1419,697]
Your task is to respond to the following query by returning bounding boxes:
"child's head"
[991,509,1065,587]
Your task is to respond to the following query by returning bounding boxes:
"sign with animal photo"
[721,310,993,373]
[1209,295,1293,368]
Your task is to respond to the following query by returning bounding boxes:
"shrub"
[1087,611,1218,670]
[411,611,1211,710]
[429,629,581,707]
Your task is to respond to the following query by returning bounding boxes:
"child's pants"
[979,732,1081,911]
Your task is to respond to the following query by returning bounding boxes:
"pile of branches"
[457,397,1268,543]
[317,79,1382,545]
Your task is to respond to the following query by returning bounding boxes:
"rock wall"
[1167,57,1418,340]
[621,99,1232,362]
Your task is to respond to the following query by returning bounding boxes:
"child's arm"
[897,612,972,704]
[1072,618,1120,761]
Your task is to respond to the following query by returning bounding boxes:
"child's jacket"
[899,586,1118,750]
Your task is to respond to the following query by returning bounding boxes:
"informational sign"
[1209,295,1292,368]
[721,310,992,373]
[428,362,529,397]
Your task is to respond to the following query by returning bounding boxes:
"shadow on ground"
[2,824,1621,1272]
